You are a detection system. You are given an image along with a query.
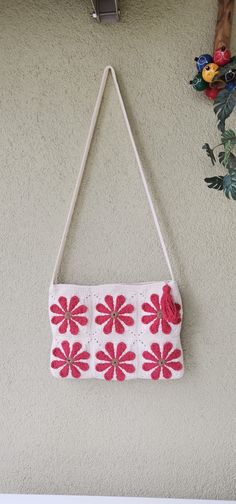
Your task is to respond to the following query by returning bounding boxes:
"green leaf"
[204,176,224,191]
[219,130,236,165]
[218,151,224,163]
[230,56,236,65]
[219,151,236,170]
[202,143,216,165]
[214,89,236,131]
[221,129,236,144]
[223,140,233,166]
[223,170,236,199]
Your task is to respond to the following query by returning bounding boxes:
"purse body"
[49,280,183,381]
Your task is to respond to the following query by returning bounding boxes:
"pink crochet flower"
[142,285,181,335]
[51,340,90,378]
[50,296,88,335]
[95,295,134,334]
[142,342,182,380]
[96,342,136,381]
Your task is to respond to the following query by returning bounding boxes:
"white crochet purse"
[49,66,184,382]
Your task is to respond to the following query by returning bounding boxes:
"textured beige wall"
[1,0,236,499]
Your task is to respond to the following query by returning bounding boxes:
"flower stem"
[212,142,224,151]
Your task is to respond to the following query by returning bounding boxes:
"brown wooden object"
[214,0,235,51]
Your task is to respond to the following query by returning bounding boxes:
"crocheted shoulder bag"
[49,66,184,382]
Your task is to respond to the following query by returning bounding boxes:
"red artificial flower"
[142,342,182,380]
[95,295,134,334]
[96,342,136,381]
[51,340,90,378]
[142,285,181,334]
[50,296,88,335]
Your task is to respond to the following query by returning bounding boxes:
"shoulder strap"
[51,65,175,284]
